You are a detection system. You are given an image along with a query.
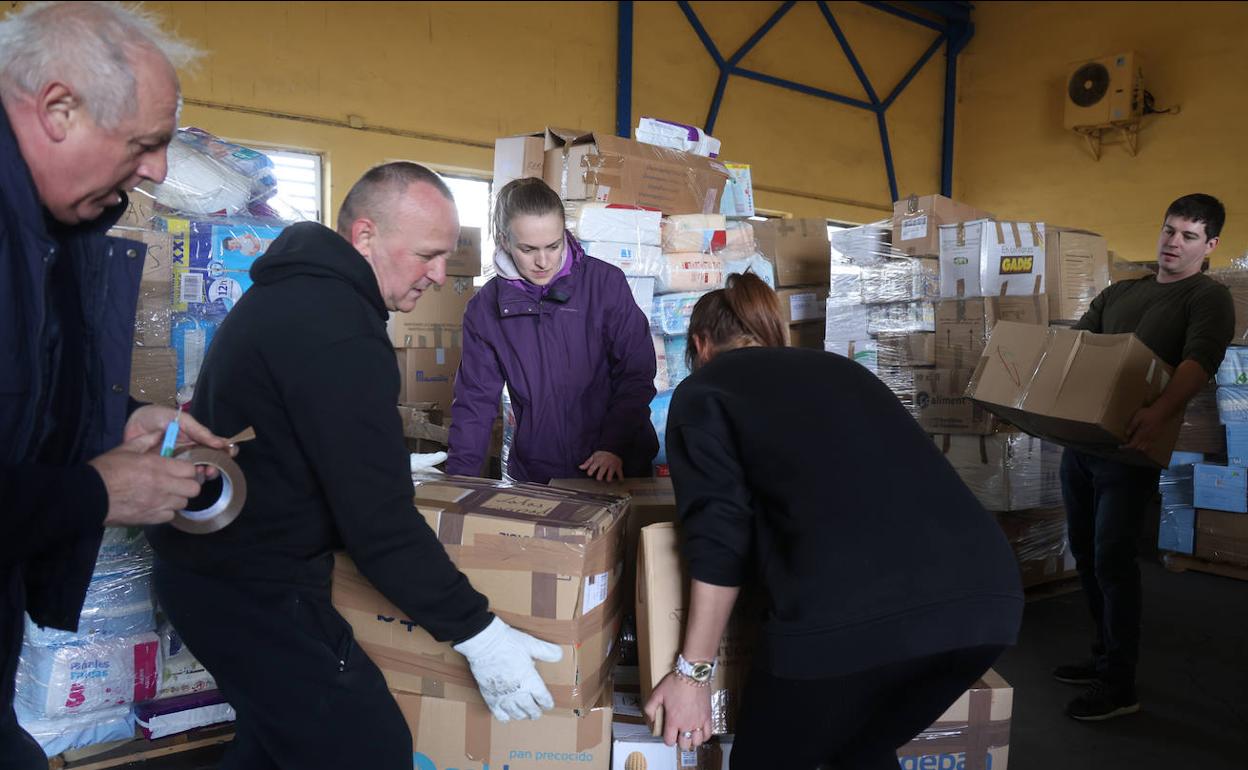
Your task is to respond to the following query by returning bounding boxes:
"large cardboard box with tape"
[893,194,993,258]
[967,321,1179,467]
[754,219,832,287]
[896,670,1013,770]
[332,478,628,710]
[387,276,475,348]
[636,523,753,736]
[939,220,1046,298]
[396,687,611,770]
[1045,227,1108,322]
[934,296,1049,370]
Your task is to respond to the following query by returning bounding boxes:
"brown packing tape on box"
[896,670,1013,770]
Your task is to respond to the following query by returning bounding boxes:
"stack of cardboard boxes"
[754,218,833,350]
[111,196,178,409]
[387,230,481,410]
[332,478,629,769]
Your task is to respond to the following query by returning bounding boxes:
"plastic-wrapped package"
[1160,465,1196,509]
[934,434,1063,511]
[650,390,674,465]
[824,301,870,347]
[662,214,727,253]
[1215,346,1248,385]
[860,258,939,305]
[1228,424,1248,467]
[830,220,900,266]
[722,252,775,288]
[664,336,691,388]
[651,292,704,336]
[157,621,217,699]
[867,301,935,335]
[150,128,276,217]
[716,220,756,255]
[652,335,670,392]
[162,217,287,314]
[876,333,935,369]
[135,690,235,740]
[626,277,656,324]
[1176,383,1224,455]
[17,705,135,758]
[1158,506,1196,554]
[1216,385,1248,423]
[583,241,664,277]
[16,631,161,719]
[828,264,863,306]
[567,202,662,246]
[655,253,725,294]
[720,162,754,217]
[171,310,219,406]
[25,575,154,648]
[825,338,878,373]
[878,366,920,418]
[635,117,721,157]
[994,508,1067,563]
[1209,263,1248,343]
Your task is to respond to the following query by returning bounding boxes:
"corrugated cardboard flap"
[416,476,628,540]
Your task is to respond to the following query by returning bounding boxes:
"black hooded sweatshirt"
[147,222,491,643]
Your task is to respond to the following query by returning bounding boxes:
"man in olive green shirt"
[1055,194,1235,721]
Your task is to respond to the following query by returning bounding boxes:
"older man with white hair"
[0,3,232,764]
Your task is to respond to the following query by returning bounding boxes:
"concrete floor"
[124,559,1248,770]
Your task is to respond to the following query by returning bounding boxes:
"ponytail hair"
[686,272,787,370]
[491,177,565,251]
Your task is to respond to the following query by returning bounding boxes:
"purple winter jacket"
[447,235,659,483]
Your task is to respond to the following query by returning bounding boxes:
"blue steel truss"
[615,1,975,202]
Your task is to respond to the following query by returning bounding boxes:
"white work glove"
[453,617,563,722]
[410,451,447,474]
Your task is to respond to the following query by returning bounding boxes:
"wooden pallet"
[49,724,234,770]
[1162,552,1248,582]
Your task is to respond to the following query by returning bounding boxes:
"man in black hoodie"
[147,163,562,769]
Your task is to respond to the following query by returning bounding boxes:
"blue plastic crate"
[1193,464,1248,513]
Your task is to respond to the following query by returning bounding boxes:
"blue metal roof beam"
[817,1,881,107]
[705,1,797,134]
[859,0,947,31]
[882,31,947,110]
[676,0,725,67]
[729,66,877,111]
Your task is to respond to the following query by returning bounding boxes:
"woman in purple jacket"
[446,178,659,484]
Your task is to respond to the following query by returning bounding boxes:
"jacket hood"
[250,221,388,319]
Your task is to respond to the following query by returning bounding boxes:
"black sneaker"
[1053,660,1099,685]
[1066,681,1140,721]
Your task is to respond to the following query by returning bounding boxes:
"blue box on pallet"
[1159,467,1195,508]
[1227,425,1248,467]
[1168,451,1205,468]
[1158,507,1196,554]
[1193,464,1248,513]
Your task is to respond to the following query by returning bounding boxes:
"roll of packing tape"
[171,447,247,535]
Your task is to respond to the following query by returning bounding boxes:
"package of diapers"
[16,632,161,719]
[16,704,135,757]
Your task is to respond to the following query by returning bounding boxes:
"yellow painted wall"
[125,1,952,227]
[955,1,1248,266]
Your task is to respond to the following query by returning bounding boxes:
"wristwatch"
[675,654,717,686]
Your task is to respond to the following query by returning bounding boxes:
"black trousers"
[730,645,1004,769]
[1060,449,1159,686]
[154,559,411,770]
[0,568,47,770]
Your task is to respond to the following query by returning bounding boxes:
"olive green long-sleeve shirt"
[1075,272,1235,376]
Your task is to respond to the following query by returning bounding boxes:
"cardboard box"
[446,226,482,277]
[776,286,830,325]
[387,276,474,348]
[893,194,992,258]
[1194,508,1248,567]
[967,321,1179,467]
[332,478,628,710]
[396,687,612,770]
[1193,464,1247,513]
[130,348,177,407]
[1045,228,1109,322]
[939,220,1045,298]
[753,219,831,287]
[542,129,730,215]
[548,478,676,618]
[395,347,461,410]
[896,670,1013,770]
[493,134,548,193]
[636,524,752,736]
[612,722,733,770]
[1176,384,1224,455]
[934,434,1062,512]
[916,369,996,434]
[876,333,935,368]
[107,227,174,289]
[934,296,1049,370]
[1109,256,1156,284]
[788,322,824,350]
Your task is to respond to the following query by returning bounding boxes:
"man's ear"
[35,81,79,143]
[350,218,376,257]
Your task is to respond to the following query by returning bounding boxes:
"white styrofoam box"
[569,202,662,245]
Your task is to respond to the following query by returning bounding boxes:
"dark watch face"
[691,662,714,681]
